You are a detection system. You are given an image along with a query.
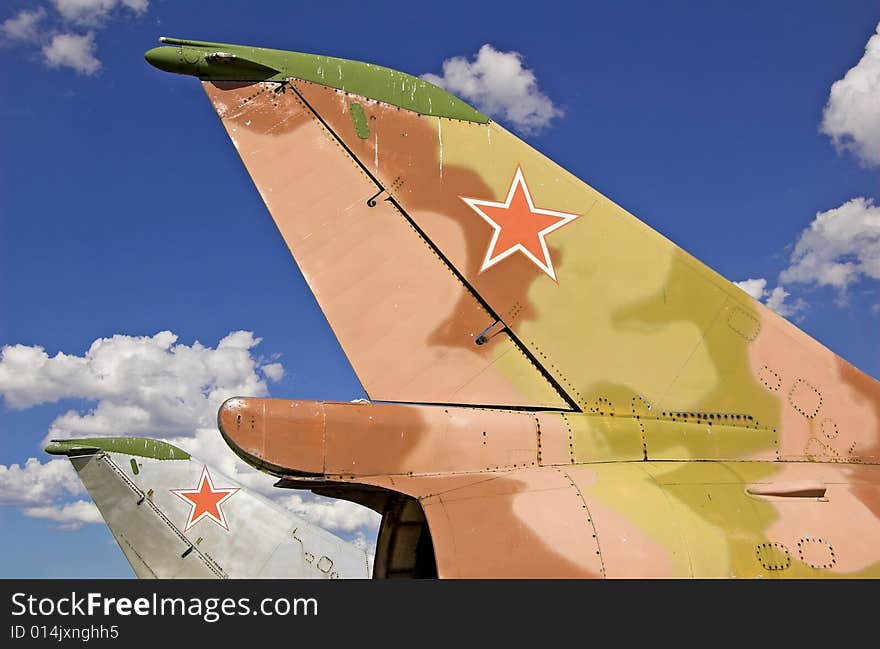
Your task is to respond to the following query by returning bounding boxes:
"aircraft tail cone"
[217,397,325,476]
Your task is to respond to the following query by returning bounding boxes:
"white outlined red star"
[460,165,581,281]
[170,465,239,532]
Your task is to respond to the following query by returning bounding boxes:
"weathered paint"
[200,80,566,408]
[45,437,190,461]
[349,102,370,139]
[146,38,880,578]
[145,38,488,123]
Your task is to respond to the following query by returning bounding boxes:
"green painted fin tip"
[45,437,190,461]
[144,37,489,124]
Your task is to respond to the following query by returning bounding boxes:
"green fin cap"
[45,437,190,460]
[145,37,489,124]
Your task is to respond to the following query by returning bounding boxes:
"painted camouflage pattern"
[147,39,880,577]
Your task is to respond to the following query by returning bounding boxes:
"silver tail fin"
[46,437,370,579]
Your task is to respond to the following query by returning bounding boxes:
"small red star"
[170,466,239,532]
[461,165,581,281]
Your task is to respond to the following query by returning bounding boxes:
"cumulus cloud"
[0,330,285,527]
[734,196,879,319]
[0,8,46,42]
[280,493,381,534]
[821,23,880,166]
[0,330,379,546]
[0,458,84,506]
[24,501,102,530]
[779,197,880,293]
[733,278,768,300]
[764,285,806,319]
[261,362,284,382]
[1,1,149,73]
[41,31,100,74]
[732,277,805,319]
[52,0,147,26]
[422,44,564,134]
[0,458,99,530]
[0,330,272,422]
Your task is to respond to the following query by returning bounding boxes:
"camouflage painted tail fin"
[139,37,880,580]
[146,38,879,464]
[46,438,370,579]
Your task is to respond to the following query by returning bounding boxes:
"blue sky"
[1,0,878,577]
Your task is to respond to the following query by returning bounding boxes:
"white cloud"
[732,277,805,319]
[0,458,99,529]
[0,457,102,530]
[733,278,768,300]
[734,196,879,320]
[779,197,880,292]
[0,457,84,506]
[0,330,273,430]
[42,31,100,75]
[0,8,46,42]
[821,23,880,166]
[53,0,147,26]
[24,500,102,530]
[0,330,378,547]
[763,285,806,319]
[54,0,114,25]
[280,493,381,534]
[1,1,149,73]
[0,330,290,529]
[261,362,284,382]
[423,44,563,134]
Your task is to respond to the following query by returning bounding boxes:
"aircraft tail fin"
[199,71,880,464]
[46,437,371,579]
[144,37,880,464]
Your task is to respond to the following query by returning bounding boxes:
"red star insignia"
[170,465,239,532]
[461,166,581,281]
